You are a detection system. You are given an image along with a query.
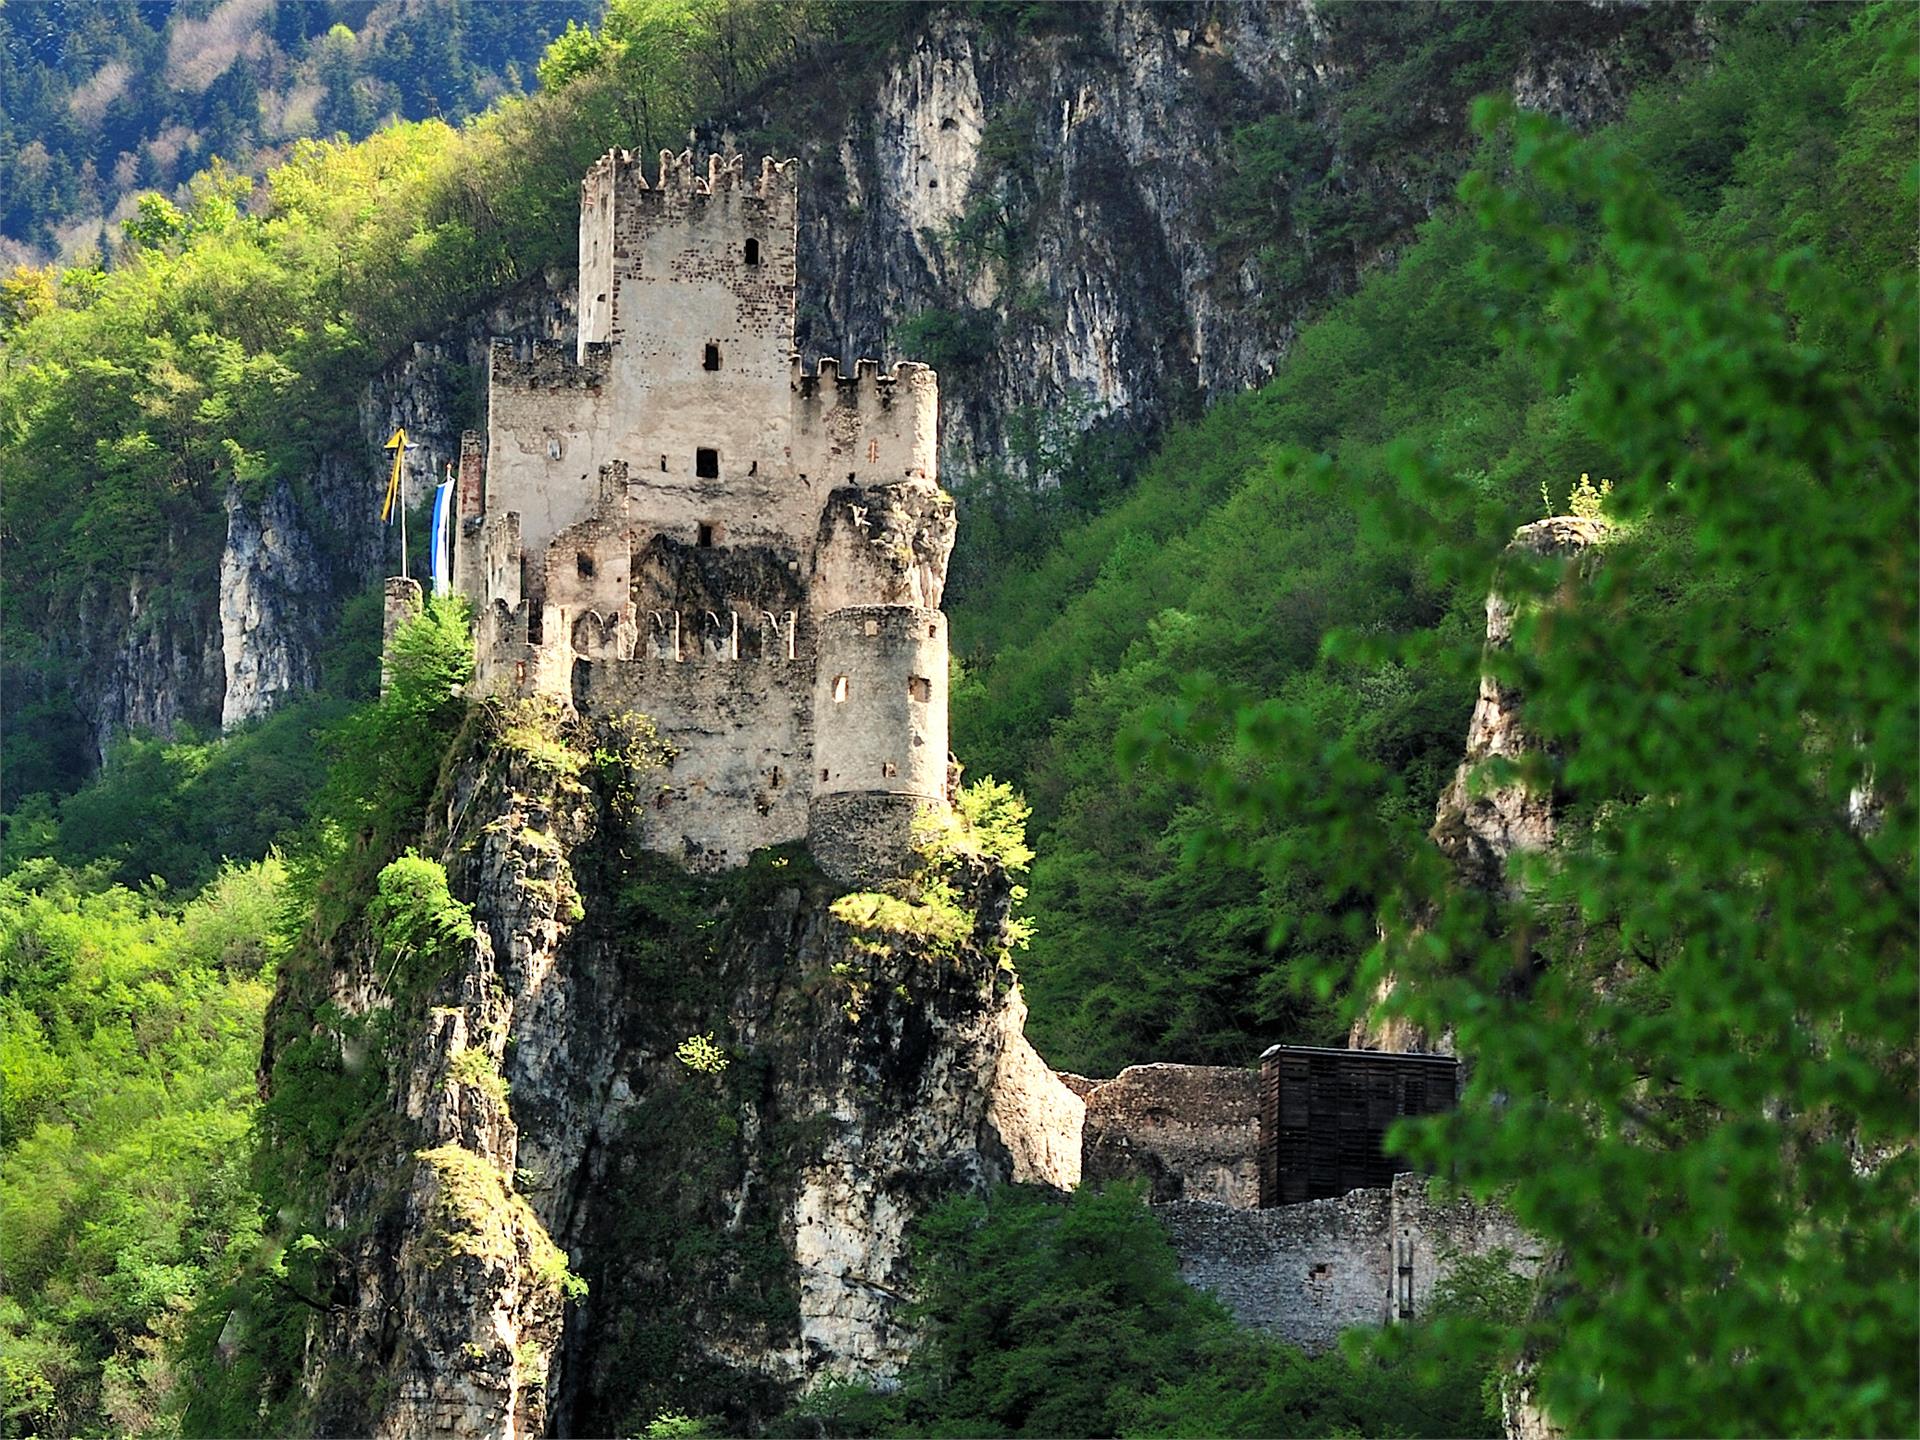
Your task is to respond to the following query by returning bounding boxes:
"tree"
[1154,88,1917,1437]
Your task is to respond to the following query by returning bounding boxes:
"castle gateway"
[452,150,956,880]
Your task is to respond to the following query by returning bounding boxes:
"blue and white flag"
[429,477,454,597]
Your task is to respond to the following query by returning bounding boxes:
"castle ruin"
[451,149,956,880]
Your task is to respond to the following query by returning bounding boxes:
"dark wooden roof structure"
[1258,1045,1460,1206]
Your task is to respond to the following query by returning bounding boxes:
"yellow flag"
[380,427,407,523]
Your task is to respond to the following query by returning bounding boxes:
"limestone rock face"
[713,2,1702,476]
[219,481,329,727]
[1429,515,1608,893]
[267,711,1079,1438]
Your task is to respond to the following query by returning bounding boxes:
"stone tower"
[449,149,956,882]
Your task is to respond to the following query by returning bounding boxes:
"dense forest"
[1,2,1913,1437]
[0,0,591,261]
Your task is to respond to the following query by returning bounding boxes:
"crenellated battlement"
[490,336,611,391]
[791,356,938,485]
[451,148,956,877]
[583,147,801,203]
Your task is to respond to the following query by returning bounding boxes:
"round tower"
[808,605,949,883]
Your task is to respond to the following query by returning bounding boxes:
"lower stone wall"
[1077,1064,1261,1206]
[1158,1173,1540,1352]
[575,655,814,868]
[807,791,928,887]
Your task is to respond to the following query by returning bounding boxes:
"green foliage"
[1144,55,1916,1440]
[644,1411,718,1439]
[949,2,1913,1079]
[782,1183,1509,1438]
[415,1144,585,1301]
[450,1046,511,1103]
[3,698,350,889]
[308,595,472,875]
[0,858,285,1436]
[674,1032,729,1075]
[896,306,1000,376]
[0,0,590,255]
[366,853,473,992]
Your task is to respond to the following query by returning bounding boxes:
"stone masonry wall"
[1159,1173,1541,1353]
[1075,1063,1262,1206]
[575,653,814,869]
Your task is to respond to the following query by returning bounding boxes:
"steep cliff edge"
[250,697,1078,1438]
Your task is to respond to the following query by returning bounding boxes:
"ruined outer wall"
[1078,1064,1262,1206]
[575,655,814,867]
[1158,1173,1541,1353]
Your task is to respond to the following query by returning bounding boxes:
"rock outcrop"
[1352,514,1607,1054]
[259,702,1079,1438]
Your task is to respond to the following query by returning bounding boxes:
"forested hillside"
[947,0,1916,1075]
[0,0,591,261]
[1,1,1913,1436]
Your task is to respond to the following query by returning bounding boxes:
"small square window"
[832,675,849,703]
[863,619,879,637]
[881,761,897,779]
[908,675,932,703]
[576,551,595,579]
[695,447,719,479]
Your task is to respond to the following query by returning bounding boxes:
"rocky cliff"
[40,2,1704,774]
[254,699,1080,1437]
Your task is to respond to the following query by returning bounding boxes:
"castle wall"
[1158,1173,1541,1353]
[812,607,948,801]
[577,153,621,356]
[575,654,814,868]
[598,153,810,551]
[1077,1064,1262,1207]
[486,340,613,566]
[790,361,938,493]
[461,148,954,883]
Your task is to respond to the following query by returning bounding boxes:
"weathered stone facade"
[455,149,955,881]
[1071,1064,1262,1206]
[1159,1173,1541,1353]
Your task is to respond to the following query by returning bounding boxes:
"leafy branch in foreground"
[1145,83,1917,1438]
